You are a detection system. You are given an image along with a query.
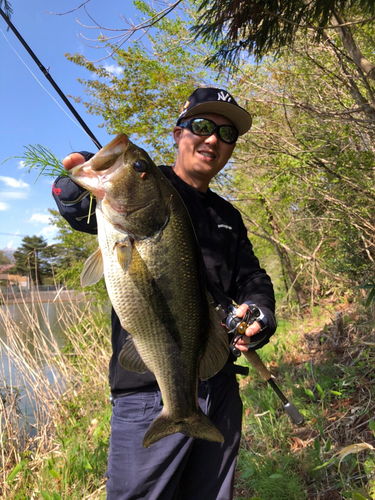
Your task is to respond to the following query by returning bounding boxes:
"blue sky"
[0,0,145,252]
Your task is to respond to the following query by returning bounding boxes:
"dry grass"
[0,288,111,498]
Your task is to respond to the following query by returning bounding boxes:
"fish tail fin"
[142,409,224,448]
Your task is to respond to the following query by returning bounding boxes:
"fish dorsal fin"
[118,337,149,374]
[80,247,104,287]
[114,238,133,272]
[198,293,229,381]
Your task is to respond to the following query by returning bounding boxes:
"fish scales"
[69,133,229,447]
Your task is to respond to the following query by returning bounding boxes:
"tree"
[192,0,375,67]
[222,22,375,303]
[0,1,13,19]
[65,1,222,164]
[64,0,374,307]
[48,209,99,287]
[0,249,12,266]
[13,235,56,286]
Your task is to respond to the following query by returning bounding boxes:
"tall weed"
[0,288,111,499]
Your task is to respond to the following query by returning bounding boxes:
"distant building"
[0,274,29,288]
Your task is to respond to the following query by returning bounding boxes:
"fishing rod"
[226,305,305,425]
[0,7,102,150]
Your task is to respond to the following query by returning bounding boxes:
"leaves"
[192,0,375,67]
[6,460,27,483]
[4,144,67,181]
[64,1,222,164]
[335,443,375,468]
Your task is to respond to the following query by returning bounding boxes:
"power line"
[0,232,27,237]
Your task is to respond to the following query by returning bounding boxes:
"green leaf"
[314,436,321,454]
[365,287,375,308]
[4,144,67,181]
[316,383,324,397]
[324,438,332,452]
[330,390,342,396]
[305,388,316,401]
[351,492,369,500]
[313,457,335,471]
[6,460,27,482]
[85,459,93,470]
[48,469,60,478]
[369,419,375,432]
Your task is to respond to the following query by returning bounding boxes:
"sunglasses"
[178,117,238,144]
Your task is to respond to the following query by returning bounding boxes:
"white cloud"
[0,201,10,211]
[39,225,58,242]
[30,213,51,224]
[103,64,124,76]
[18,161,26,169]
[0,176,29,189]
[0,191,29,200]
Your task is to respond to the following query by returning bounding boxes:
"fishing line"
[0,7,102,150]
[0,28,86,135]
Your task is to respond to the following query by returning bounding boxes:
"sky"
[0,0,145,253]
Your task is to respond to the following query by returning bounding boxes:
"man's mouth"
[198,150,216,159]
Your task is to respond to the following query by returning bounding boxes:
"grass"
[234,299,375,500]
[0,289,374,499]
[0,289,111,499]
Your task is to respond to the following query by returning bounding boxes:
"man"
[53,87,276,500]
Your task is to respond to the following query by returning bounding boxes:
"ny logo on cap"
[217,91,232,102]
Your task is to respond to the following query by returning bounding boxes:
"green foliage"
[223,18,375,303]
[193,0,375,66]
[12,235,58,285]
[0,249,12,266]
[236,307,375,499]
[237,450,307,499]
[38,389,111,498]
[360,281,375,308]
[65,1,223,164]
[48,209,108,304]
[4,144,67,181]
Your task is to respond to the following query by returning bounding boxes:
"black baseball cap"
[177,87,252,136]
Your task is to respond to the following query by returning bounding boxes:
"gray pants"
[105,373,243,500]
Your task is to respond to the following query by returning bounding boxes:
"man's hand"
[62,153,85,171]
[233,303,262,352]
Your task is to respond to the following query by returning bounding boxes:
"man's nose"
[204,132,219,145]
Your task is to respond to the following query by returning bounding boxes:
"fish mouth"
[91,135,129,171]
[70,134,129,177]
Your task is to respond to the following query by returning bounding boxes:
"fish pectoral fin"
[118,338,149,374]
[80,247,104,287]
[198,296,230,381]
[114,239,133,272]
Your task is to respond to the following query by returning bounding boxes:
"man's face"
[172,113,236,191]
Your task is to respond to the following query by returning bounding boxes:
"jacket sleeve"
[234,221,277,349]
[52,151,98,234]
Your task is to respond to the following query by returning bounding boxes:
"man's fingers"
[62,153,85,171]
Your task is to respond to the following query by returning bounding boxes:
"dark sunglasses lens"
[190,118,215,136]
[219,126,238,144]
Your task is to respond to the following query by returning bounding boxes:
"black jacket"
[53,160,276,395]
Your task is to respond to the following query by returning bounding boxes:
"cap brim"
[183,102,252,136]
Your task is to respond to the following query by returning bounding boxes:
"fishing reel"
[225,304,266,357]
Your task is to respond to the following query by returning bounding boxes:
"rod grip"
[243,349,271,381]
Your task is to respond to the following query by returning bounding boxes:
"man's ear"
[173,126,182,145]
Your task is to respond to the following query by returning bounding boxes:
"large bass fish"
[69,134,229,447]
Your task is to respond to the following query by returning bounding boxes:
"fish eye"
[133,159,149,173]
